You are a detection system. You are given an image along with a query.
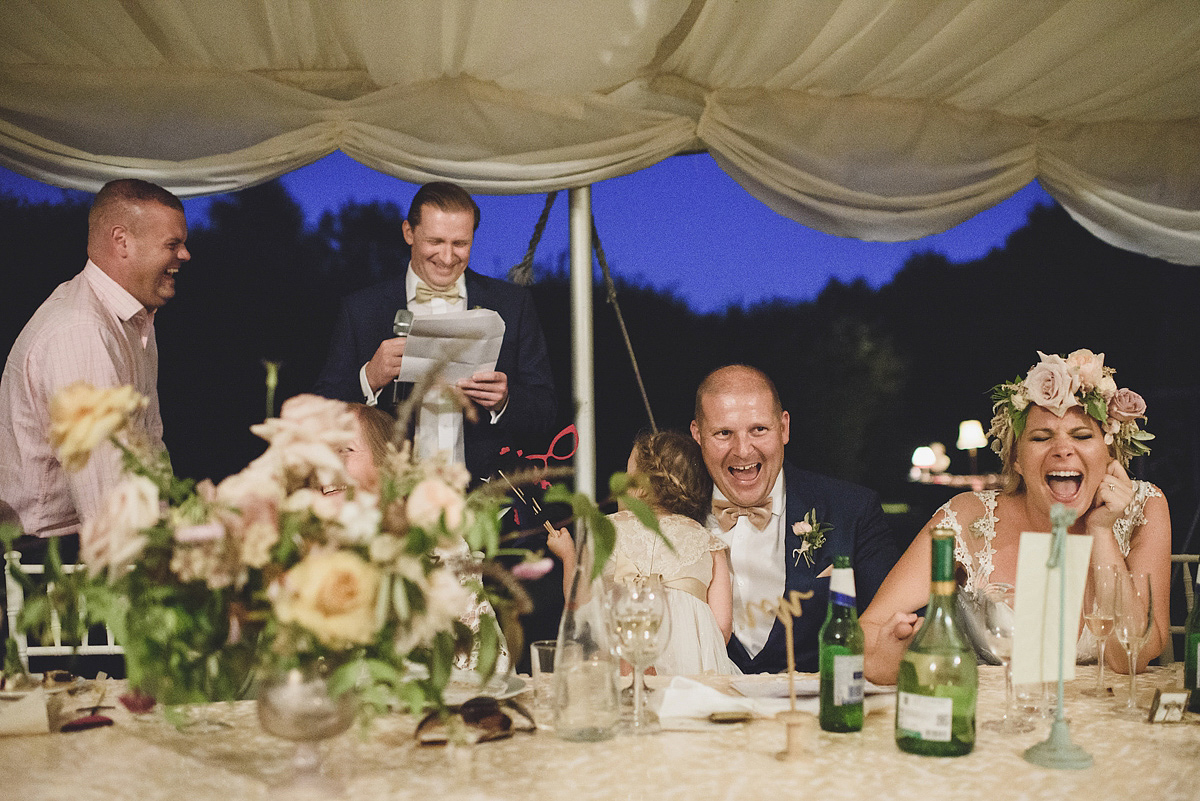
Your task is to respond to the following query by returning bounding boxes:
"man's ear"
[780,410,790,446]
[690,419,701,444]
[402,220,415,246]
[110,224,130,257]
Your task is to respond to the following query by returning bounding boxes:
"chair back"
[4,551,123,669]
[1161,553,1199,664]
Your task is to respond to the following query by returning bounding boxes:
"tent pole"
[568,186,595,501]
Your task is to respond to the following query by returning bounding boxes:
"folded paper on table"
[1010,531,1093,686]
[732,676,895,698]
[0,688,50,736]
[396,309,505,384]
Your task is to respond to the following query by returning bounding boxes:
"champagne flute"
[1113,571,1154,714]
[1081,565,1117,698]
[608,575,671,733]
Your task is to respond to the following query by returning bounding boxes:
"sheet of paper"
[395,309,505,384]
[1010,531,1093,685]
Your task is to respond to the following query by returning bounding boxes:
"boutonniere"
[792,510,832,567]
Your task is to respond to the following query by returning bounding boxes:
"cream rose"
[80,474,159,578]
[407,478,465,531]
[1108,388,1147,422]
[49,382,147,471]
[1066,349,1106,391]
[273,550,382,647]
[1022,353,1079,416]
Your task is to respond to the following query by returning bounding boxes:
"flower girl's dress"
[606,510,741,676]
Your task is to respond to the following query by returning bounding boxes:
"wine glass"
[607,575,671,733]
[1113,571,1154,714]
[973,582,1034,733]
[1080,565,1117,698]
[257,659,357,797]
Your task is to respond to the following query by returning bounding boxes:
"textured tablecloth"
[1,665,1197,801]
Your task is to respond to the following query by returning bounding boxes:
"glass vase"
[552,519,620,741]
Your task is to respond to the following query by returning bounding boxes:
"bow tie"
[414,280,461,304]
[712,498,773,532]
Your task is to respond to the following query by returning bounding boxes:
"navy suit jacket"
[726,461,899,674]
[313,269,556,481]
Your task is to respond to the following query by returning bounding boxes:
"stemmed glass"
[1113,571,1154,714]
[1081,565,1118,698]
[972,582,1034,733]
[608,575,671,733]
[257,659,357,797]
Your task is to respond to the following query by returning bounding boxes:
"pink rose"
[80,475,159,578]
[1023,353,1079,416]
[512,557,554,581]
[407,478,465,531]
[174,520,225,544]
[1107,388,1147,422]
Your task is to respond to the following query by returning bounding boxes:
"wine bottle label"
[833,654,864,706]
[896,692,953,742]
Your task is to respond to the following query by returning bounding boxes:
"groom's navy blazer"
[726,461,899,674]
[313,269,556,481]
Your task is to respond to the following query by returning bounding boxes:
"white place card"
[1010,531,1093,686]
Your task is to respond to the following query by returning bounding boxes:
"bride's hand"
[1084,461,1133,535]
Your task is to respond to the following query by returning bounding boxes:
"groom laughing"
[691,365,899,674]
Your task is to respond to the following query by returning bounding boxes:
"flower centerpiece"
[3,382,545,715]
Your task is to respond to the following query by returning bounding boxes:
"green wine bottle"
[819,554,864,732]
[1183,569,1200,712]
[895,526,977,756]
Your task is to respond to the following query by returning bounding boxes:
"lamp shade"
[957,420,987,450]
[912,446,937,469]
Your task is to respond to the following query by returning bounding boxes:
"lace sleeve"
[1111,480,1164,556]
[931,491,998,591]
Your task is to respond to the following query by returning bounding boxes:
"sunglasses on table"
[415,696,536,745]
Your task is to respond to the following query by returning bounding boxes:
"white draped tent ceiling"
[2,0,1199,263]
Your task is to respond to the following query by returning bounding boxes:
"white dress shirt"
[359,265,468,465]
[710,469,787,657]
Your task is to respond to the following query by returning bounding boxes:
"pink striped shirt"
[0,261,164,537]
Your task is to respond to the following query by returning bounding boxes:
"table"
[2,666,1197,801]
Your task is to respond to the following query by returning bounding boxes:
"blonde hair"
[629,430,712,524]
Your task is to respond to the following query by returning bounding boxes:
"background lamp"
[957,419,987,474]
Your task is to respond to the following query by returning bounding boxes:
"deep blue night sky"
[1,152,1055,313]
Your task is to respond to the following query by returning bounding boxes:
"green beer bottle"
[1183,569,1200,712]
[819,555,864,732]
[895,526,977,756]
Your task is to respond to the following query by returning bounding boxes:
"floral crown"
[988,349,1153,467]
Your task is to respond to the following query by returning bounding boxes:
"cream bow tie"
[414,280,461,303]
[712,498,773,532]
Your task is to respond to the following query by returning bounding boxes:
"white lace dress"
[932,480,1163,663]
[606,510,742,676]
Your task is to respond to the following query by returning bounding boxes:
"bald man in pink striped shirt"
[0,179,190,541]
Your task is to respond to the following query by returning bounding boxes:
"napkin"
[652,677,799,729]
[0,688,51,736]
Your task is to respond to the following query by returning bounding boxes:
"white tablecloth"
[1,665,1197,801]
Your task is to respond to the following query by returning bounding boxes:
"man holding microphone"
[313,181,556,482]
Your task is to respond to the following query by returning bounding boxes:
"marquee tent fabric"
[1,0,1198,264]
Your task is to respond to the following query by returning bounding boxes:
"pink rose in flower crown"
[1065,349,1106,392]
[407,478,466,531]
[1022,352,1079,416]
[1108,388,1147,423]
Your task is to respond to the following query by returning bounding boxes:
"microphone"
[391,309,414,405]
